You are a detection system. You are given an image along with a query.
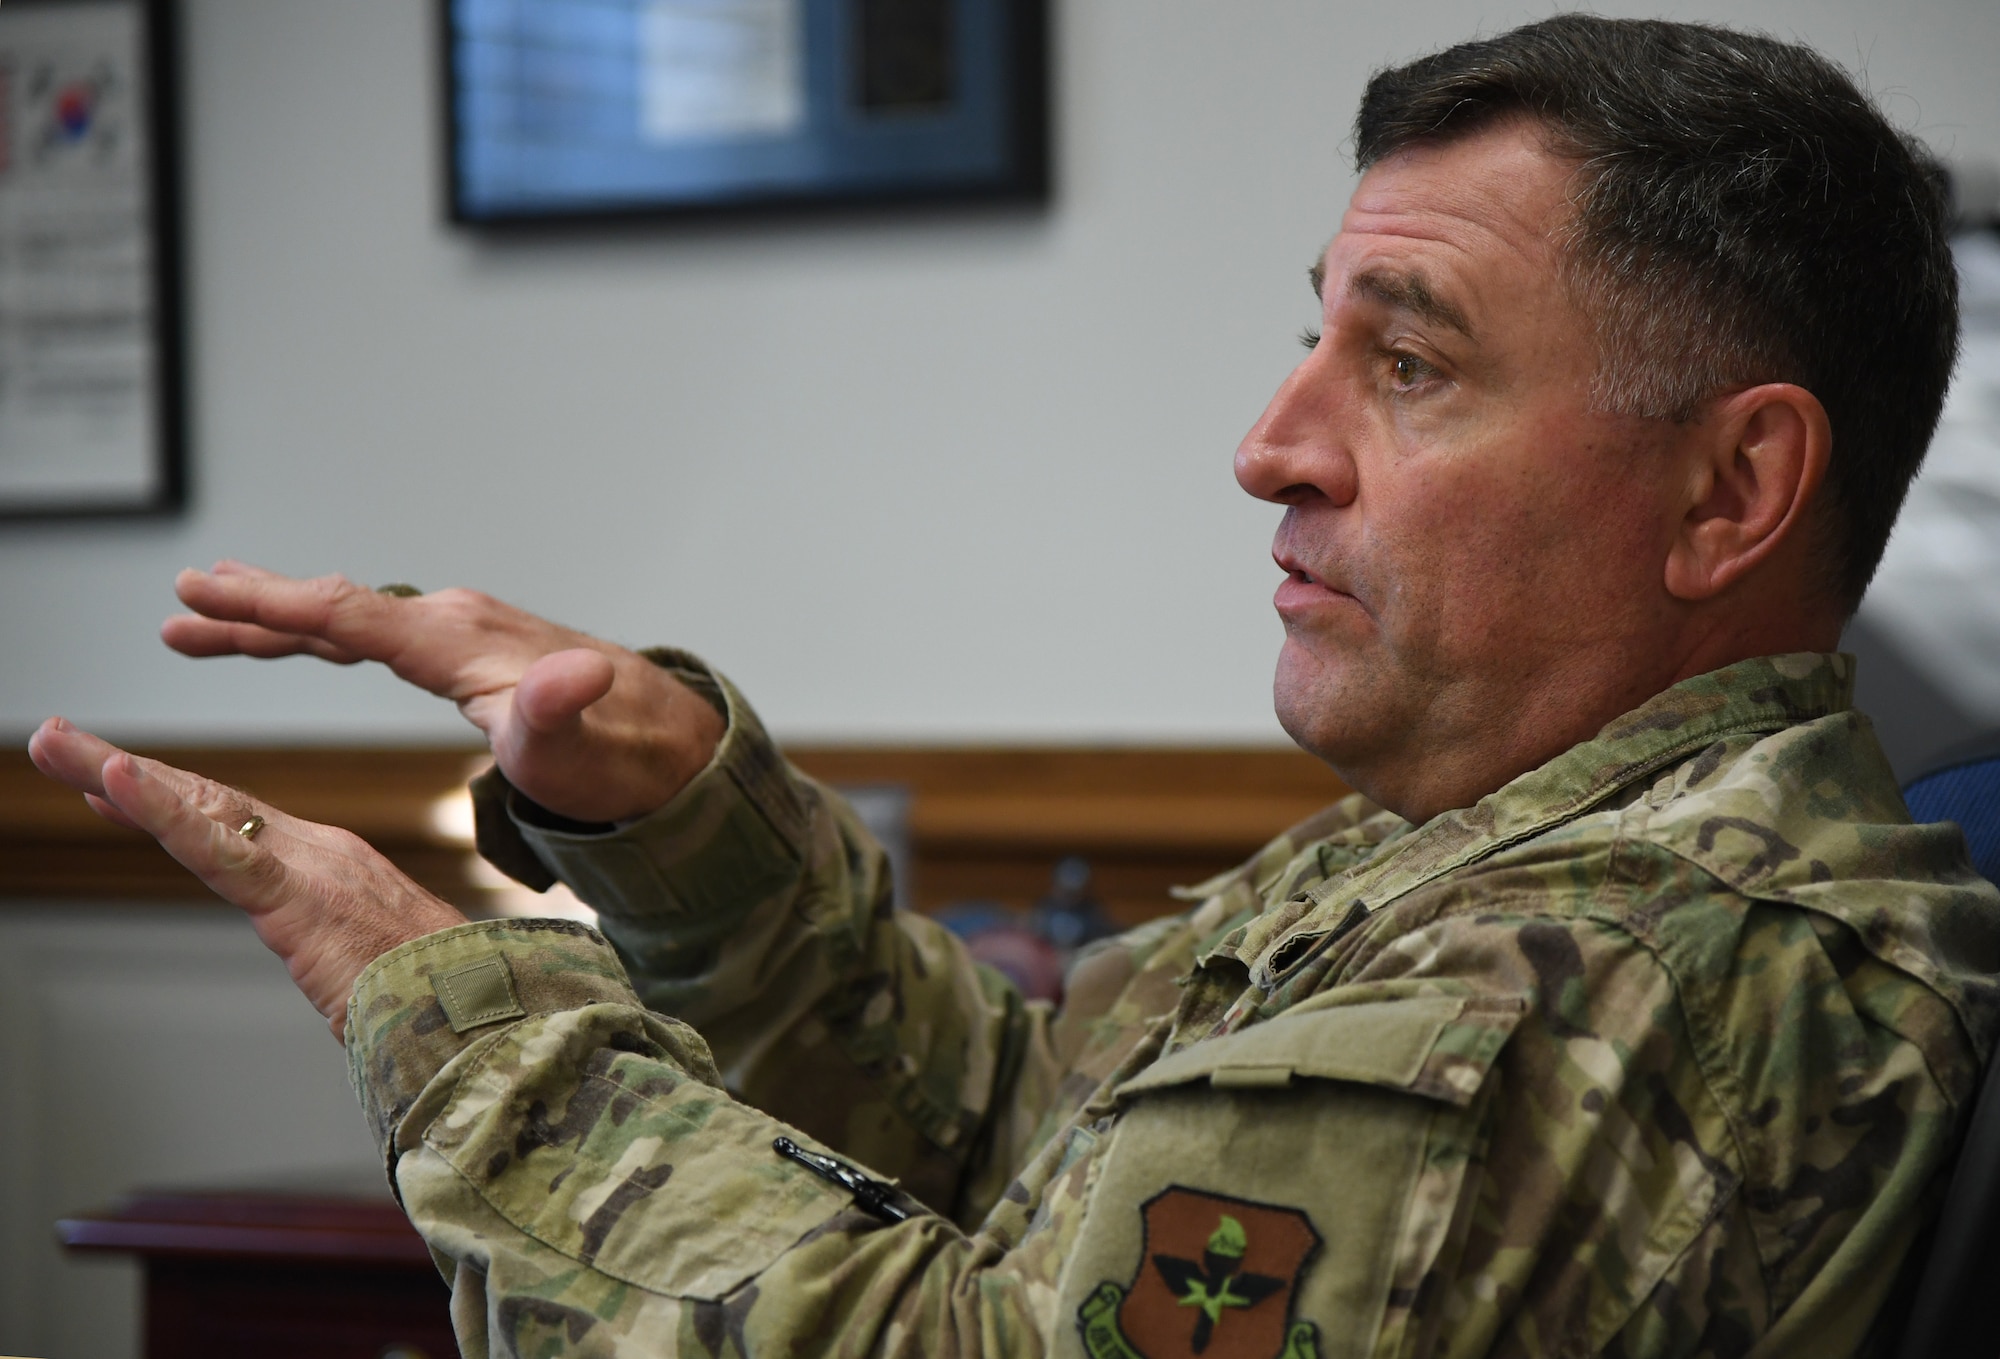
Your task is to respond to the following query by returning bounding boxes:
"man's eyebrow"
[1347,267,1475,338]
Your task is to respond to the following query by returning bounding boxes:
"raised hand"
[162,562,724,824]
[27,717,466,1039]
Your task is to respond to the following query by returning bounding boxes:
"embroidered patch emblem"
[1078,1187,1321,1359]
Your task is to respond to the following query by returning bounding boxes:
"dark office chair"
[1894,737,2000,1359]
[1906,737,2000,886]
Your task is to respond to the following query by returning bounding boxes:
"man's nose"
[1233,358,1359,508]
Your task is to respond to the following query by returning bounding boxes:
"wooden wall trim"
[1,745,1351,923]
[1,747,488,904]
[791,746,1351,853]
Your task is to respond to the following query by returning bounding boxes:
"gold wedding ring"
[375,583,422,598]
[237,815,266,840]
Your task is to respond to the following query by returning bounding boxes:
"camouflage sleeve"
[345,918,1075,1359]
[467,650,1071,1222]
[345,919,1530,1359]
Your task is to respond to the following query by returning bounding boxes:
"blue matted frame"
[440,0,1049,226]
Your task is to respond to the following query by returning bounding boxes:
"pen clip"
[772,1136,912,1223]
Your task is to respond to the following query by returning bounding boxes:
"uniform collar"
[1213,653,1856,979]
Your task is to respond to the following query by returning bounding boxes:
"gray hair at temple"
[1356,15,1960,612]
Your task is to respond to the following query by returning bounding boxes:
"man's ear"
[1664,383,1831,602]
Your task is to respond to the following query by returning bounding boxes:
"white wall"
[2,0,1997,750]
[0,905,385,1359]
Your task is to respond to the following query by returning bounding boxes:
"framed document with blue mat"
[442,0,1048,225]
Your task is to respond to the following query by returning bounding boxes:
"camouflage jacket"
[346,652,2000,1359]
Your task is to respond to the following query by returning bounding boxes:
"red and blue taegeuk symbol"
[52,82,97,141]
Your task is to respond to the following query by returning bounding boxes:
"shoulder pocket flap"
[1116,995,1524,1107]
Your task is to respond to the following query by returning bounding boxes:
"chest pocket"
[1055,992,1525,1359]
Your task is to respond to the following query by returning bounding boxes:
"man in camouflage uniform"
[30,15,2000,1358]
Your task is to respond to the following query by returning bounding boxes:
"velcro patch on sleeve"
[433,955,527,1033]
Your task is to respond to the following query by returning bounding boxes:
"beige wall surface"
[1,0,1995,749]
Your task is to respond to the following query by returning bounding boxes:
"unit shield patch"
[1078,1187,1321,1359]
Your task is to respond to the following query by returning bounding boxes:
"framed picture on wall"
[0,0,186,518]
[441,0,1049,225]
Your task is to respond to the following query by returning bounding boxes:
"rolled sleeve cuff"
[470,648,809,941]
[344,918,640,1157]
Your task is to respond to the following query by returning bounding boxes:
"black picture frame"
[440,0,1049,228]
[0,0,186,520]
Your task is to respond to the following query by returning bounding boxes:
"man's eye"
[1298,326,1321,351]
[1389,352,1433,387]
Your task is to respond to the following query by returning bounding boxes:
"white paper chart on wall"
[0,0,177,516]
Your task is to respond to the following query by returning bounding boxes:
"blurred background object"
[1849,222,2000,780]
[934,853,1115,1001]
[933,897,1066,1000]
[1902,734,2000,884]
[1950,160,2000,230]
[1031,853,1114,955]
[840,782,915,913]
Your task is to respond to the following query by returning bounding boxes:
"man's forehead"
[1307,129,1579,336]
[1346,117,1576,230]
[1308,257,1475,338]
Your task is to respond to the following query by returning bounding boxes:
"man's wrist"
[344,918,640,1156]
[600,648,727,820]
[472,653,809,933]
[323,899,471,1040]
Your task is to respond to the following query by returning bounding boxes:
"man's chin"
[1273,646,1398,789]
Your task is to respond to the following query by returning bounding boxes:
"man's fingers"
[33,718,290,840]
[513,649,617,735]
[174,567,418,667]
[162,614,363,663]
[84,791,145,832]
[170,565,563,703]
[31,721,147,828]
[98,752,278,902]
[32,718,467,1037]
[34,718,200,808]
[29,716,120,798]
